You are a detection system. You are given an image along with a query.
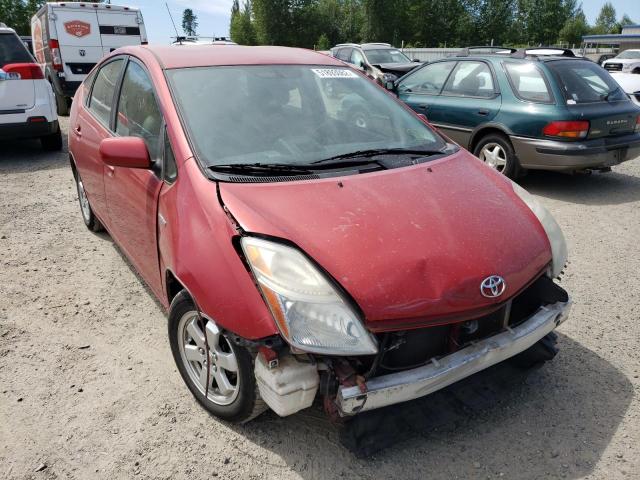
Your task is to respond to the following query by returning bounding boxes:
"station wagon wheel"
[168,291,267,423]
[73,168,103,232]
[473,133,522,179]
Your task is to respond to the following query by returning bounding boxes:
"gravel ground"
[1,117,639,480]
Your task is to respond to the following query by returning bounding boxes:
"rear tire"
[473,133,522,179]
[74,168,103,232]
[41,127,63,151]
[168,291,267,423]
[54,89,70,116]
[510,332,559,369]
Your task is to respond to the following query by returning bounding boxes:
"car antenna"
[165,3,182,44]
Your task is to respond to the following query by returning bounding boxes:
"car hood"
[611,73,640,94]
[373,62,421,74]
[220,151,552,331]
[606,58,640,65]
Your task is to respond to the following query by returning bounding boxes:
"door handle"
[478,109,489,116]
[158,213,167,227]
[74,125,82,137]
[106,165,115,177]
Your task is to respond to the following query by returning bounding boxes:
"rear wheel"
[168,291,267,423]
[54,89,70,116]
[41,127,63,151]
[474,133,521,179]
[74,169,103,232]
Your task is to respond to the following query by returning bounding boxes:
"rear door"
[97,11,143,56]
[0,31,36,111]
[436,60,502,146]
[546,60,639,138]
[51,6,102,83]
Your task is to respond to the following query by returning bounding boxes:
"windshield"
[364,49,411,65]
[166,65,444,167]
[0,33,34,68]
[616,50,640,60]
[547,60,627,104]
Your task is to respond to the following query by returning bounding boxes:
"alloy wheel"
[479,142,507,172]
[177,312,240,406]
[77,176,91,223]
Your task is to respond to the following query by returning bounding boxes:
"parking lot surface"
[1,118,639,479]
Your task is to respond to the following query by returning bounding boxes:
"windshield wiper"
[601,86,621,102]
[209,163,314,175]
[310,147,447,166]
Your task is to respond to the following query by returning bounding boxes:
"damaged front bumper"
[337,299,571,415]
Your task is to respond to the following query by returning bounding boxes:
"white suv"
[603,49,640,75]
[0,23,61,150]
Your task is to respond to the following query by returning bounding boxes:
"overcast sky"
[131,0,638,45]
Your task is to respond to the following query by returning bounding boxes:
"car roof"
[117,45,344,69]
[446,53,586,64]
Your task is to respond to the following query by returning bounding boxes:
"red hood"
[220,151,551,331]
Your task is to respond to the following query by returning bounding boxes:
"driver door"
[104,57,164,297]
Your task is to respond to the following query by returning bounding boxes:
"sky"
[128,0,638,46]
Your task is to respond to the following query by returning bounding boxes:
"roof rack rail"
[457,46,517,57]
[510,47,576,59]
[333,43,360,48]
[362,42,391,46]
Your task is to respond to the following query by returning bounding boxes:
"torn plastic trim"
[337,299,571,415]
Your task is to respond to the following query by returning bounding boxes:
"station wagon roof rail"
[457,46,517,56]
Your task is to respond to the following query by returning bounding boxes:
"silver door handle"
[158,213,167,226]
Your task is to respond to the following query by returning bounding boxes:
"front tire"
[473,133,521,179]
[510,332,559,369]
[54,89,70,116]
[168,291,267,423]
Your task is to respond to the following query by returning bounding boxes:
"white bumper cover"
[337,300,571,415]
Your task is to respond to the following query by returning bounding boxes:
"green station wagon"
[388,48,640,178]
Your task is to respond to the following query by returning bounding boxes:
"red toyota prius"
[69,45,571,423]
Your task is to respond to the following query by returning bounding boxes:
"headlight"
[511,182,567,278]
[241,237,378,355]
[382,72,398,83]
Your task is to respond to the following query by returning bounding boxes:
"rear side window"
[443,61,495,98]
[0,33,34,67]
[398,61,455,95]
[547,60,627,104]
[89,59,124,127]
[504,63,552,103]
[351,49,365,67]
[335,48,352,62]
[115,61,163,161]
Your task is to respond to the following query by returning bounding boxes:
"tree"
[616,13,634,34]
[182,8,198,36]
[558,8,589,46]
[0,0,45,35]
[230,0,256,45]
[593,2,617,35]
[316,32,330,50]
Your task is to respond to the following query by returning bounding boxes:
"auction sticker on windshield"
[312,68,359,79]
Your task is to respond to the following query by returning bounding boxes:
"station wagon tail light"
[49,39,63,72]
[1,63,44,80]
[240,237,378,356]
[543,120,589,139]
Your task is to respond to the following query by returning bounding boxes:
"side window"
[351,49,365,67]
[504,62,552,103]
[163,129,177,183]
[398,62,455,95]
[115,61,163,161]
[442,61,495,98]
[336,48,352,62]
[83,68,97,105]
[88,59,124,127]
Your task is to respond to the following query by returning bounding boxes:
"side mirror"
[412,58,420,63]
[385,80,396,92]
[99,136,151,169]
[417,113,428,122]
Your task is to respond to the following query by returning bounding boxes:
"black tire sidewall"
[474,134,520,179]
[168,292,259,422]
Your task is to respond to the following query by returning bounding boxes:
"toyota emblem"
[480,275,506,298]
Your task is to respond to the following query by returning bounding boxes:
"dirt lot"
[1,117,639,479]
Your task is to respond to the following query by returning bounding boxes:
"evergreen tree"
[182,8,198,37]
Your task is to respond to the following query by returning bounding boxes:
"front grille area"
[67,63,96,75]
[368,275,568,373]
[604,63,623,71]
